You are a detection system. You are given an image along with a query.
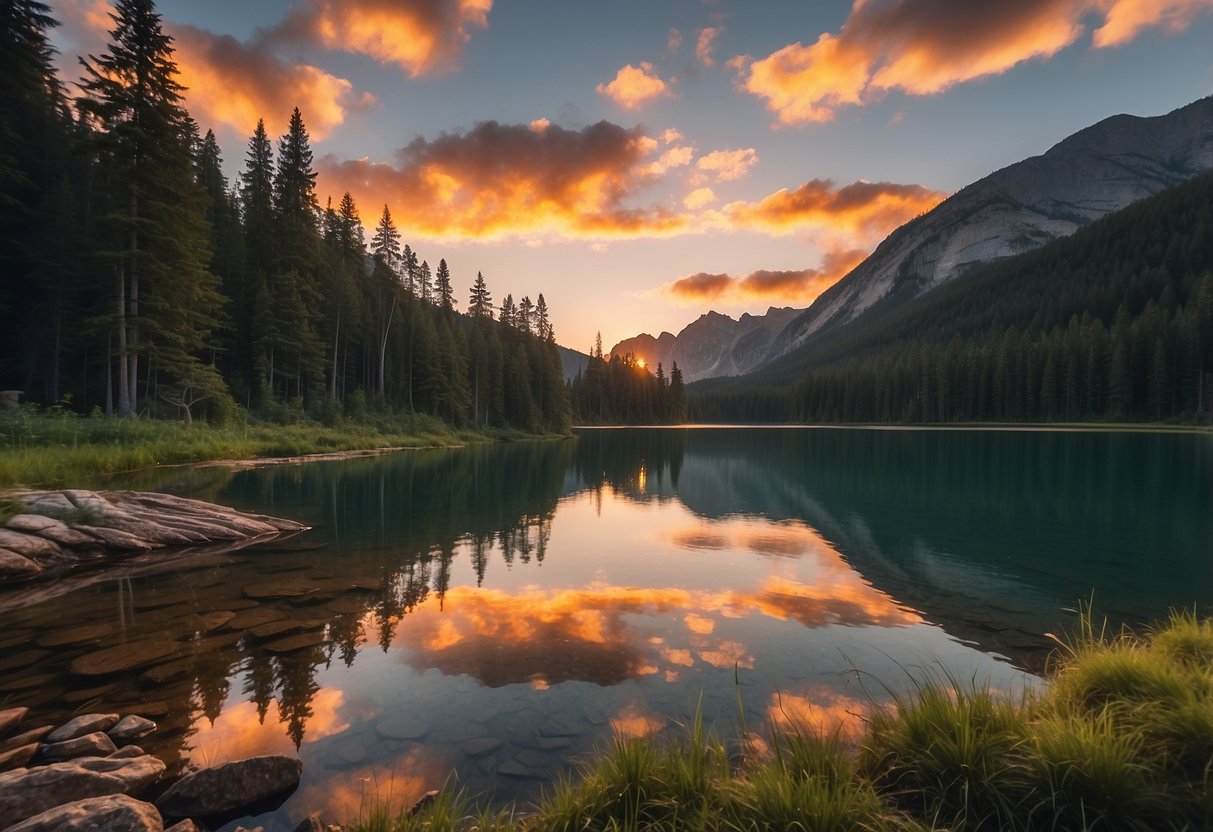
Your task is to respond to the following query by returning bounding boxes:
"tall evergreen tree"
[468,270,492,318]
[77,0,229,419]
[435,257,454,312]
[370,204,401,273]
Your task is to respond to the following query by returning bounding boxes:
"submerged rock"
[69,641,180,676]
[109,715,158,744]
[0,706,29,736]
[38,731,118,762]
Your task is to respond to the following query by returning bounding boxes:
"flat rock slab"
[6,793,164,832]
[0,742,39,771]
[0,725,53,754]
[39,622,114,648]
[155,754,302,821]
[262,631,327,654]
[70,641,181,676]
[45,713,119,744]
[0,489,309,587]
[0,754,166,827]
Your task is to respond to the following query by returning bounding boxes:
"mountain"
[691,170,1213,423]
[556,345,590,382]
[609,306,801,382]
[770,96,1213,357]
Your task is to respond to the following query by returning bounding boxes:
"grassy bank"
[353,612,1213,832]
[0,407,537,488]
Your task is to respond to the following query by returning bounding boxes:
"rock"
[5,514,59,532]
[0,528,60,558]
[109,746,146,760]
[46,713,120,743]
[155,755,302,821]
[262,631,327,654]
[0,672,57,692]
[409,790,441,816]
[39,731,118,762]
[186,611,235,633]
[20,492,74,516]
[70,640,180,676]
[0,743,39,771]
[5,794,164,832]
[0,754,166,826]
[141,660,193,686]
[7,514,96,547]
[224,608,286,631]
[72,524,158,551]
[244,579,317,599]
[246,619,302,640]
[109,715,158,743]
[375,715,428,741]
[39,622,114,648]
[164,821,206,832]
[461,736,503,758]
[496,759,540,778]
[0,549,43,581]
[0,706,29,736]
[1,725,53,753]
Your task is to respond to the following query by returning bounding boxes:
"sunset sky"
[49,0,1213,352]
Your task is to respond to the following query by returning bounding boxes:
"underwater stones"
[262,630,327,654]
[374,715,429,741]
[38,622,114,648]
[224,607,286,631]
[70,640,180,676]
[459,736,503,758]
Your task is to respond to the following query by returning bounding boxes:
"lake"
[1,427,1210,830]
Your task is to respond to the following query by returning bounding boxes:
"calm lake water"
[1,428,1210,829]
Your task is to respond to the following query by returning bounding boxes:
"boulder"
[0,706,29,736]
[154,755,302,821]
[39,731,118,762]
[109,746,146,760]
[46,713,119,743]
[72,524,157,551]
[164,821,207,832]
[0,754,166,826]
[5,514,59,532]
[5,794,163,832]
[109,715,158,744]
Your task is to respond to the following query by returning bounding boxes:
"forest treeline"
[0,0,570,432]
[693,172,1213,424]
[569,336,688,425]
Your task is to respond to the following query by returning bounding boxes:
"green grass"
[0,406,548,488]
[340,612,1213,832]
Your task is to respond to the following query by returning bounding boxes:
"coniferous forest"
[0,0,571,433]
[693,172,1213,425]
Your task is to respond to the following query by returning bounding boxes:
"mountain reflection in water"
[0,428,1207,830]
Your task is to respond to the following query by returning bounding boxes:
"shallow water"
[1,427,1209,829]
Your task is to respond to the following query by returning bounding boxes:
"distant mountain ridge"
[770,95,1213,357]
[610,306,801,383]
[617,96,1213,384]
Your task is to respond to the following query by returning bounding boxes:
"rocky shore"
[0,490,308,586]
[0,706,309,830]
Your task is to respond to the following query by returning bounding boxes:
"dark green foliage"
[694,173,1213,425]
[0,0,569,435]
[569,337,688,425]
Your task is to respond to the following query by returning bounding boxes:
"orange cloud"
[269,0,492,76]
[316,120,690,241]
[664,248,867,305]
[767,686,870,741]
[736,0,1213,124]
[597,62,673,110]
[172,25,373,140]
[696,27,724,66]
[185,688,360,765]
[684,187,717,210]
[723,178,945,239]
[695,148,758,182]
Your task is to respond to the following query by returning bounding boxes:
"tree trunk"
[330,303,341,400]
[116,263,130,417]
[378,293,396,397]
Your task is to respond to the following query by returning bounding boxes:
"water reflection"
[0,428,1207,830]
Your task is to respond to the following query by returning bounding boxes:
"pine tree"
[535,293,551,340]
[78,0,230,419]
[468,270,492,318]
[518,296,534,334]
[370,204,401,273]
[402,243,418,295]
[669,361,687,422]
[418,259,432,304]
[500,293,516,328]
[435,257,454,312]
